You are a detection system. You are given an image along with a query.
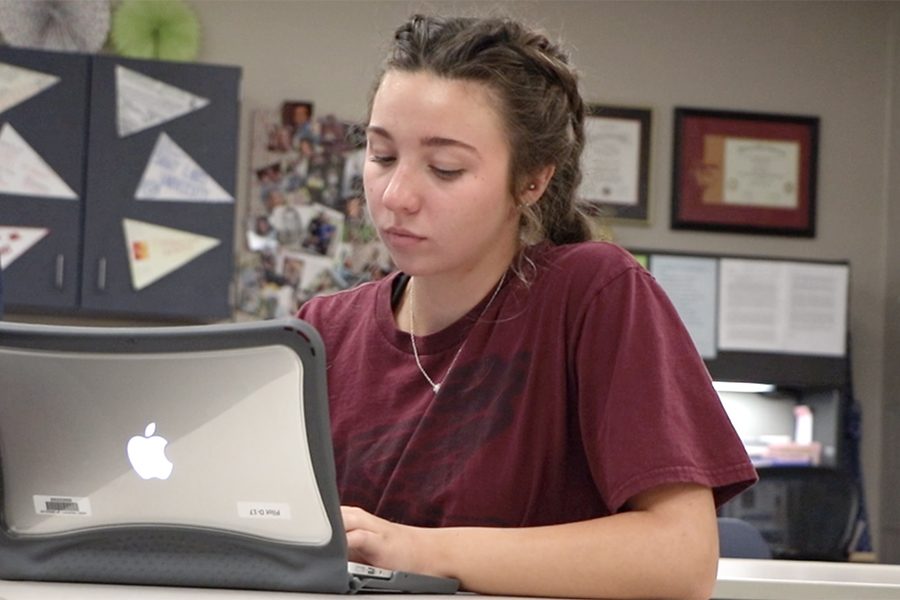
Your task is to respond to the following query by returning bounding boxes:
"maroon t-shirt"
[298,241,756,528]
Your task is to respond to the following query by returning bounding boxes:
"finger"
[341,505,367,530]
[346,528,384,565]
[346,528,376,551]
[341,505,383,531]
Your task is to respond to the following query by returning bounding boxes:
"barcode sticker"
[33,495,92,516]
[237,501,291,520]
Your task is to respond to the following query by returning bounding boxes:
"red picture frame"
[671,108,819,237]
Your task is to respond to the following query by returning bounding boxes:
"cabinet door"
[80,56,240,320]
[0,48,89,311]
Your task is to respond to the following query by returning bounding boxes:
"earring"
[528,183,537,190]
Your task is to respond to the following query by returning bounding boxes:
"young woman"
[298,14,757,600]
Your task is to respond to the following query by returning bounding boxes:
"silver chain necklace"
[408,272,507,394]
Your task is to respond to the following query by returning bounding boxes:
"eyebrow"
[366,126,480,156]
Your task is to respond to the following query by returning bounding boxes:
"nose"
[379,163,422,214]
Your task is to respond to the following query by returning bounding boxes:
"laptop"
[0,318,459,594]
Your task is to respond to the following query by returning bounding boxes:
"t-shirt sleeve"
[575,266,757,513]
[296,295,328,332]
[296,297,315,321]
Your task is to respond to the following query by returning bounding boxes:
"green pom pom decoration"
[111,0,200,61]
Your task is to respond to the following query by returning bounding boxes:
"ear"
[520,164,556,206]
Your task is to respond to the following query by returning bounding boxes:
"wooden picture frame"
[578,104,651,223]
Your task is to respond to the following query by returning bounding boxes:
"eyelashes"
[430,167,463,180]
[368,155,464,181]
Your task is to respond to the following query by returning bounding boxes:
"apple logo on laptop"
[126,422,174,480]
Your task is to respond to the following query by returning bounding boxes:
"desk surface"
[713,558,900,600]
[1,558,899,600]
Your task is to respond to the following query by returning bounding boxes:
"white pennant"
[134,133,233,203]
[116,66,210,137]
[0,123,77,199]
[123,219,220,291]
[0,225,49,269]
[0,62,60,115]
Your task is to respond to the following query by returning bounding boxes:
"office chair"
[719,466,860,561]
[717,517,772,559]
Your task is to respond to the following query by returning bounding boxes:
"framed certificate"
[671,107,819,237]
[577,104,651,223]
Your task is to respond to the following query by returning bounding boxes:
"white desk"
[713,557,900,599]
[1,559,900,600]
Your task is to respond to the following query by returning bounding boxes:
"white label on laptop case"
[237,501,292,520]
[33,495,92,516]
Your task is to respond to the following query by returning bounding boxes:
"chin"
[389,256,442,277]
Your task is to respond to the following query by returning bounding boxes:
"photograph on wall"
[237,100,393,320]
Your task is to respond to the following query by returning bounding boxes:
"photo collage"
[237,101,393,319]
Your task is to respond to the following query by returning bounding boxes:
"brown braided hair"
[369,14,592,249]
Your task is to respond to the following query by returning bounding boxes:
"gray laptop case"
[0,318,458,594]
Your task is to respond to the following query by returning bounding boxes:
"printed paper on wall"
[116,65,210,137]
[0,225,49,269]
[0,62,60,115]
[650,254,718,359]
[134,132,232,202]
[718,258,848,357]
[0,123,77,199]
[123,218,220,291]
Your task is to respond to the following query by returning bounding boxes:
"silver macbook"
[0,318,458,594]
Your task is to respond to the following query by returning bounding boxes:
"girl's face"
[364,70,519,280]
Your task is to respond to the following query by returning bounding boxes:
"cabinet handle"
[97,257,107,291]
[54,254,65,290]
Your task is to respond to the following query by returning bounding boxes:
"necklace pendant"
[410,271,506,397]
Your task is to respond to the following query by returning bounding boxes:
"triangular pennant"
[123,219,221,291]
[0,225,49,269]
[0,123,77,199]
[116,66,210,137]
[134,132,233,203]
[0,62,60,115]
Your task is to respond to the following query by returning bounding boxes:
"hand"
[341,505,437,575]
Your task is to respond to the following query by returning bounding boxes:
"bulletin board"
[235,102,392,320]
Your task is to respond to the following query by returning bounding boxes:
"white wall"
[881,2,900,562]
[187,0,895,558]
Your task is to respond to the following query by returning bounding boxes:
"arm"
[342,482,719,600]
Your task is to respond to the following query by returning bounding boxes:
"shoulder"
[530,241,646,293]
[298,274,393,328]
[503,242,653,330]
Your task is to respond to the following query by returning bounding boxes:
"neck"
[400,264,510,336]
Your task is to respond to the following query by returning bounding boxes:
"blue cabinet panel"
[0,48,89,311]
[81,56,240,319]
[0,48,240,320]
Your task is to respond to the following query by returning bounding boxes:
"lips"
[381,226,426,246]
